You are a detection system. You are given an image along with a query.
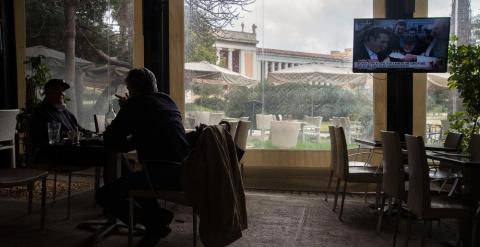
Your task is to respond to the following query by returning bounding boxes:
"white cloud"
[228,0,479,54]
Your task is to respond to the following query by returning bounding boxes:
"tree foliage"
[448,36,480,133]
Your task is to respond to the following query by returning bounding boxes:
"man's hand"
[115,93,129,108]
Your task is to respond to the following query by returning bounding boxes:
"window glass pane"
[184,0,373,150]
[25,0,134,131]
[426,0,479,144]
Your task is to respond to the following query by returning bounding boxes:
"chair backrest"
[334,127,348,179]
[328,126,337,172]
[305,116,323,127]
[469,134,480,161]
[234,120,251,151]
[443,132,463,151]
[209,112,225,125]
[256,114,273,130]
[381,131,405,200]
[94,114,106,133]
[0,109,19,142]
[405,135,431,218]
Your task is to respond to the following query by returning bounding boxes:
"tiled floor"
[0,189,460,247]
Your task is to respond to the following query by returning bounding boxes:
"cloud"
[228,0,466,54]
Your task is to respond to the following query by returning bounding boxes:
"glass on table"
[47,121,61,144]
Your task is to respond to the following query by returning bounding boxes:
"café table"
[40,137,123,246]
[426,151,480,245]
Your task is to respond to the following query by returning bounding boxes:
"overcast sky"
[228,0,480,54]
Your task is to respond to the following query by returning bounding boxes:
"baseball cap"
[44,79,70,91]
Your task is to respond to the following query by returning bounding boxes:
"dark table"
[426,151,480,198]
[41,138,123,246]
[354,138,457,152]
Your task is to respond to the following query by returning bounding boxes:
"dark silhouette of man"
[96,68,190,247]
[354,27,391,62]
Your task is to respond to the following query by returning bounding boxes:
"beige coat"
[184,125,248,246]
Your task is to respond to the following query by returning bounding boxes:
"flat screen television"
[352,17,450,73]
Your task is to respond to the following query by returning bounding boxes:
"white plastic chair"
[302,115,323,142]
[0,109,19,168]
[271,121,301,148]
[209,112,225,125]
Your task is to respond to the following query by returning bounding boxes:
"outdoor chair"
[270,120,301,148]
[332,127,382,221]
[302,115,323,143]
[234,120,251,177]
[377,131,407,237]
[0,109,19,168]
[208,112,225,125]
[324,126,373,204]
[404,135,475,247]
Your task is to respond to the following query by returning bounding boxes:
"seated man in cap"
[30,78,91,146]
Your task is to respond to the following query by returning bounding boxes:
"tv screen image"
[352,17,450,73]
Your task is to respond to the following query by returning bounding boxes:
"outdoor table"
[40,138,123,246]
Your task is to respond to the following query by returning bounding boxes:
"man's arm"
[103,103,135,152]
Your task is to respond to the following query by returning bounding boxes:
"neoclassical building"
[214,25,353,80]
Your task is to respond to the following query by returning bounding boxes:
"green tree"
[448,37,480,136]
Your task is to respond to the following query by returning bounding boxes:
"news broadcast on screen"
[352,17,450,73]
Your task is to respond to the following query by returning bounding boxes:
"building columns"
[239,50,245,75]
[216,48,221,65]
[227,48,233,70]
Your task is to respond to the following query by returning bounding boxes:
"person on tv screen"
[354,27,391,62]
[389,20,407,51]
[422,19,449,59]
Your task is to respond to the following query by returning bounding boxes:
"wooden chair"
[377,131,407,238]
[127,160,197,247]
[332,127,382,221]
[404,135,475,247]
[0,169,48,229]
[234,120,251,177]
[0,109,19,168]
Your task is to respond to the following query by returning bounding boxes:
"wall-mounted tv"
[353,17,450,73]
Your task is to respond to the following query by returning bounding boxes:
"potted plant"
[447,36,480,151]
[16,55,51,165]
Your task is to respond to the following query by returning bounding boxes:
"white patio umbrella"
[267,63,367,88]
[185,61,258,88]
[427,72,450,88]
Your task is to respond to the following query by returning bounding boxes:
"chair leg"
[339,181,347,221]
[325,170,334,202]
[364,184,369,203]
[128,197,134,247]
[67,172,72,219]
[405,214,413,247]
[193,209,197,247]
[40,177,46,229]
[376,194,386,234]
[27,182,34,214]
[448,178,459,197]
[52,172,58,204]
[439,179,448,194]
[421,220,428,247]
[332,178,341,212]
[94,167,101,206]
[392,205,401,247]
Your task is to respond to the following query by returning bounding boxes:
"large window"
[25,0,134,131]
[426,0,480,144]
[184,0,373,150]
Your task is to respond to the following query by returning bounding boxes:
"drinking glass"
[47,121,61,144]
